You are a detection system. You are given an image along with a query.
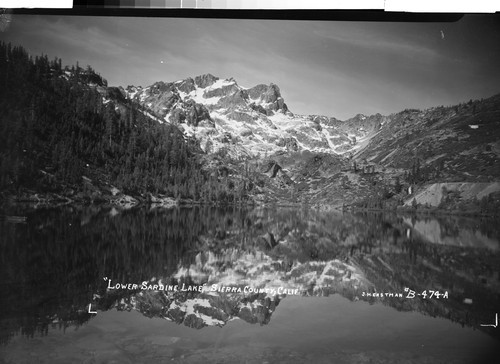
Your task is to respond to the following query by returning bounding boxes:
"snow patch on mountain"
[122,74,384,158]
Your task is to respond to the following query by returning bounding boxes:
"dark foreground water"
[0,206,499,363]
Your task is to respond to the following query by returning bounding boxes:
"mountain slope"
[355,97,500,182]
[1,41,499,210]
[123,71,499,209]
[123,73,372,158]
[0,43,245,206]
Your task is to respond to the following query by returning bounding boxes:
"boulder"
[148,194,178,207]
[112,194,138,209]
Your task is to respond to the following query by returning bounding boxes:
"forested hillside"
[0,42,243,204]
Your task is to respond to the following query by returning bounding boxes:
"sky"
[1,13,499,120]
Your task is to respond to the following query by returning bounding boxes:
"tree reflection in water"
[0,206,499,344]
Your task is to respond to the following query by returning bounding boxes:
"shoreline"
[348,205,498,218]
[1,190,498,218]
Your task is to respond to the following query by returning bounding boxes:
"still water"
[0,206,499,363]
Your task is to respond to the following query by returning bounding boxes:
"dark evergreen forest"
[0,42,230,201]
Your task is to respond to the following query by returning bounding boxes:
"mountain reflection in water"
[0,206,499,361]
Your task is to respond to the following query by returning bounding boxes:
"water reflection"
[1,206,499,346]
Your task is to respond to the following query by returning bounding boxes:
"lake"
[0,206,499,363]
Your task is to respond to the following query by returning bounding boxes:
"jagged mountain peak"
[168,75,289,111]
[120,75,499,161]
[120,74,362,157]
[246,83,288,113]
[125,74,289,116]
[194,73,219,88]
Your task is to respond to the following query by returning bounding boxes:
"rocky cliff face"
[105,74,500,207]
[73,67,499,186]
[354,97,500,181]
[122,74,366,158]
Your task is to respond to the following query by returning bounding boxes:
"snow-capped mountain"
[121,73,375,157]
[13,50,498,208]
[99,73,499,207]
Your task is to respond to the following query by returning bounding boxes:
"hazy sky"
[2,14,499,120]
